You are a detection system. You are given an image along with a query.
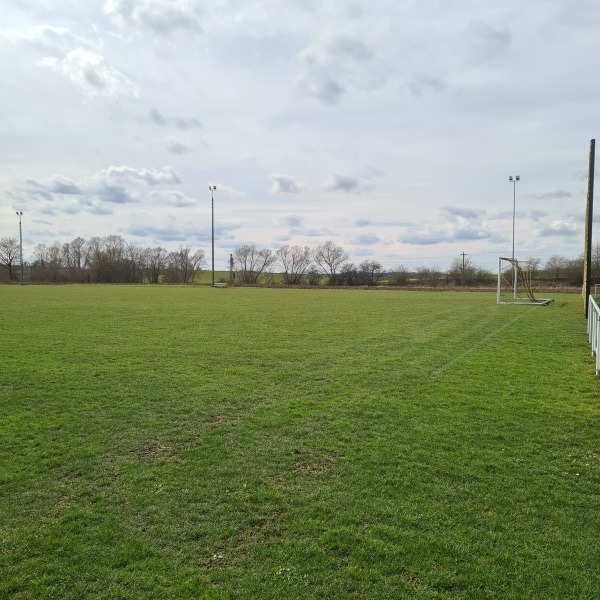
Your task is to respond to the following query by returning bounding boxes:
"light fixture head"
[16,211,23,216]
[516,175,520,181]
[509,176,513,182]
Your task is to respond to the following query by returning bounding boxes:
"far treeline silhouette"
[0,234,595,287]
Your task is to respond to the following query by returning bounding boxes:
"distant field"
[1,286,598,599]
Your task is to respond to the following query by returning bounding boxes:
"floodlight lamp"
[509,176,513,182]
[516,175,520,181]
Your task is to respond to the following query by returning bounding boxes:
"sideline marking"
[429,311,530,379]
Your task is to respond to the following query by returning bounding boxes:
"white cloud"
[296,34,390,104]
[167,139,193,155]
[104,0,202,35]
[149,190,198,207]
[39,48,139,100]
[322,174,373,194]
[538,220,580,237]
[270,174,305,194]
[8,24,89,53]
[91,166,182,186]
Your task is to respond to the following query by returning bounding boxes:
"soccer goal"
[497,257,553,305]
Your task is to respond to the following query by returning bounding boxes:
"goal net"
[497,257,552,305]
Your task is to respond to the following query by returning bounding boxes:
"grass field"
[1,286,599,599]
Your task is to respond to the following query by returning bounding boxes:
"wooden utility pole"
[584,139,595,317]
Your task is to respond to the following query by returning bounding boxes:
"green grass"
[1,286,599,599]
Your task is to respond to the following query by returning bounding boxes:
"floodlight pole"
[509,175,520,298]
[209,185,216,287]
[16,211,24,285]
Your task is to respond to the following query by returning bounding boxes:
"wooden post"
[584,139,595,317]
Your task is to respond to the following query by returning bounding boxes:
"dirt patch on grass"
[139,443,176,461]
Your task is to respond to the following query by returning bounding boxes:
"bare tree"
[233,244,276,284]
[144,246,169,283]
[0,237,20,281]
[313,240,349,285]
[544,255,568,284]
[31,242,64,282]
[564,256,584,287]
[85,237,104,282]
[164,246,205,283]
[357,260,383,286]
[276,245,312,285]
[60,237,87,282]
[388,265,409,286]
[339,262,357,286]
[123,242,144,283]
[70,237,86,270]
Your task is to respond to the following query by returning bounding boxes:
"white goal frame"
[497,257,553,305]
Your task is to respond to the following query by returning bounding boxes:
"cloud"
[39,48,139,100]
[351,233,381,245]
[128,224,190,241]
[401,222,491,246]
[173,116,202,130]
[296,34,389,104]
[10,24,89,53]
[464,21,511,63]
[149,108,169,126]
[13,165,181,211]
[538,220,580,237]
[167,139,192,155]
[401,230,443,246]
[449,226,491,242]
[90,205,114,215]
[47,175,82,195]
[104,0,202,35]
[535,190,572,200]
[92,165,182,186]
[355,219,371,227]
[528,209,549,222]
[148,109,202,130]
[270,173,305,194]
[93,184,136,204]
[282,213,303,227]
[322,174,371,194]
[149,190,198,207]
[440,206,484,220]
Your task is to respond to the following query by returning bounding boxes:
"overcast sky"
[1,0,599,271]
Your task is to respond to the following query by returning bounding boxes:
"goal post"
[497,257,552,305]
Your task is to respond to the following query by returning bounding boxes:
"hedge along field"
[1,286,598,599]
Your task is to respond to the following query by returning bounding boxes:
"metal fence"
[587,295,600,375]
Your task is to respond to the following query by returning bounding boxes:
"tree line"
[0,234,596,286]
[0,235,204,284]
[231,241,591,287]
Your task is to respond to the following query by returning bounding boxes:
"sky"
[1,0,599,272]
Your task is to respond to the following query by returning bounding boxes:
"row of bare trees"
[0,235,205,284]
[231,241,489,286]
[231,241,385,286]
[1,233,597,286]
[229,241,595,287]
